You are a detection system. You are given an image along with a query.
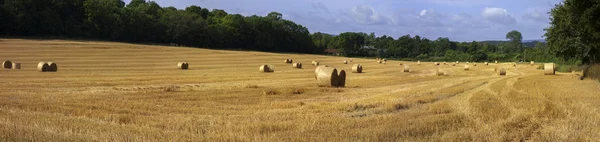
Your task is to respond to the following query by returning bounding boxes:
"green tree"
[506,30,523,52]
[545,0,600,64]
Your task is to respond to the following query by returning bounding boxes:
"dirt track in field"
[1,39,599,141]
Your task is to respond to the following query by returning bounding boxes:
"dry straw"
[352,64,363,73]
[293,63,302,68]
[436,68,444,76]
[544,63,555,75]
[464,64,470,70]
[47,62,57,72]
[259,65,274,72]
[315,65,329,78]
[37,62,49,72]
[285,59,293,63]
[12,63,20,69]
[404,65,410,72]
[316,67,345,87]
[312,61,320,66]
[2,60,12,69]
[498,68,506,75]
[177,62,189,70]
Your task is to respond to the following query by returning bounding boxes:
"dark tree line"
[0,0,316,53]
[0,0,592,65]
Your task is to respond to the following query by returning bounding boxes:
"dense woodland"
[0,0,597,64]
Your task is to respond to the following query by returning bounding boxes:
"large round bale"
[259,65,274,73]
[316,67,339,87]
[436,69,444,76]
[47,62,57,72]
[464,64,470,71]
[285,59,293,63]
[531,61,535,66]
[337,70,346,87]
[383,59,387,62]
[452,63,456,66]
[435,62,440,66]
[443,62,447,65]
[312,61,320,66]
[417,61,421,65]
[37,62,49,72]
[177,62,189,70]
[456,61,459,64]
[2,60,12,69]
[350,59,353,62]
[12,63,20,69]
[473,63,477,66]
[343,60,348,64]
[377,60,382,64]
[495,60,498,64]
[293,63,302,68]
[352,64,363,73]
[544,63,555,75]
[403,65,410,72]
[485,62,489,66]
[513,62,517,67]
[498,68,506,75]
[315,65,329,78]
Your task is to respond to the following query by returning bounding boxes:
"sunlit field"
[1,39,599,141]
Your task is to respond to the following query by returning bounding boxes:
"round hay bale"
[530,61,535,66]
[285,59,293,63]
[177,62,189,69]
[350,59,353,62]
[484,62,489,66]
[456,61,459,64]
[544,63,555,75]
[513,62,517,67]
[403,65,410,72]
[315,65,330,78]
[337,70,346,87]
[377,60,382,64]
[313,61,320,66]
[259,65,273,72]
[399,62,403,66]
[436,69,444,76]
[2,60,12,69]
[383,59,387,62]
[47,62,57,72]
[443,62,447,65]
[12,63,20,69]
[498,68,506,76]
[343,60,348,64]
[352,64,362,73]
[495,61,498,64]
[293,63,302,68]
[417,61,421,65]
[464,64,470,71]
[435,62,440,66]
[316,67,339,87]
[452,63,456,66]
[383,61,387,65]
[37,62,49,72]
[473,63,477,66]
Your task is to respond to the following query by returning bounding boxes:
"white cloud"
[482,7,516,25]
[349,5,388,25]
[419,10,427,16]
[522,8,549,23]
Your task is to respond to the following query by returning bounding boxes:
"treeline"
[311,31,552,62]
[0,0,594,65]
[0,0,317,53]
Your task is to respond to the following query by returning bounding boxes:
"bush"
[583,64,600,81]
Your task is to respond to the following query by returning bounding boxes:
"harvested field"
[0,39,599,141]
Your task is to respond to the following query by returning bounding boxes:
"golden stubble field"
[1,39,599,141]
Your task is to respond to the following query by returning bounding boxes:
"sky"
[129,0,562,41]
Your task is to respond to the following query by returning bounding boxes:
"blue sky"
[129,0,561,41]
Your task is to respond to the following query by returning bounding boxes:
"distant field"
[1,39,599,141]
